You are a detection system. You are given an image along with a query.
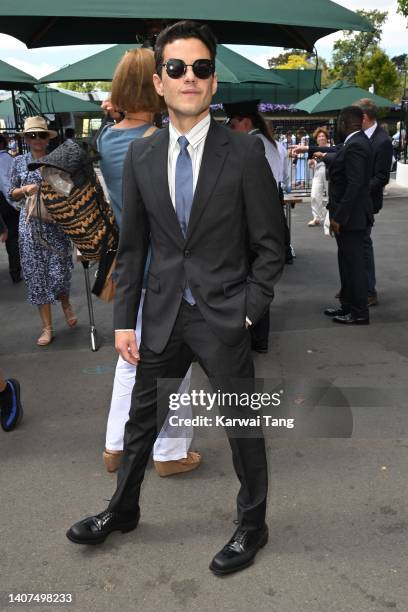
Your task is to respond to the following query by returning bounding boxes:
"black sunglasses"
[25,132,49,140]
[161,58,215,80]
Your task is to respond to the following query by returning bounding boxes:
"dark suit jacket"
[114,119,285,353]
[0,210,6,234]
[325,131,374,230]
[310,125,392,215]
[368,125,393,214]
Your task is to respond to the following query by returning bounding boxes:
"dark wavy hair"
[154,20,217,75]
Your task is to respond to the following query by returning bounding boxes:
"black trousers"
[108,300,268,531]
[250,308,270,350]
[336,230,369,319]
[0,195,20,280]
[364,226,376,296]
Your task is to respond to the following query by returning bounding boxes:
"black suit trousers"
[108,300,268,531]
[0,194,20,278]
[336,230,369,319]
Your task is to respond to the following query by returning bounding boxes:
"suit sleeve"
[0,211,6,234]
[332,142,367,227]
[243,137,285,324]
[113,142,150,330]
[370,137,393,194]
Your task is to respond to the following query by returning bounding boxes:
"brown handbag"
[25,192,55,224]
[98,258,116,302]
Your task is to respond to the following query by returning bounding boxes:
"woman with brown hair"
[97,48,199,477]
[9,117,76,346]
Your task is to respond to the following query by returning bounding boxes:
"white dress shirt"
[364,122,377,140]
[168,113,211,207]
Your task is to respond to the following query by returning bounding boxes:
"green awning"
[0,1,372,50]
[294,80,396,113]
[0,58,38,91]
[0,85,101,121]
[40,44,288,87]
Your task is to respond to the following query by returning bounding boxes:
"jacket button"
[184,249,191,257]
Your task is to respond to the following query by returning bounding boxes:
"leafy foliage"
[329,10,388,82]
[57,81,112,93]
[356,48,400,100]
[397,0,408,18]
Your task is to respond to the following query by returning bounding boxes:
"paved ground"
[1,192,408,612]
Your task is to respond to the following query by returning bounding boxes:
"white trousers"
[310,163,328,223]
[105,291,193,461]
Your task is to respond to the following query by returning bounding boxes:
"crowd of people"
[0,18,395,577]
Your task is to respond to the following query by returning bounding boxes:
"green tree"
[57,81,96,93]
[355,48,400,100]
[397,0,408,18]
[267,49,315,68]
[95,81,112,92]
[275,54,313,70]
[57,80,112,93]
[329,10,388,82]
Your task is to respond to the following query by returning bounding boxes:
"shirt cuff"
[115,329,135,332]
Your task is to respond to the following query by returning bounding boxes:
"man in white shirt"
[67,20,285,576]
[353,98,393,307]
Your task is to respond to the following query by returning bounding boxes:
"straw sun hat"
[19,116,58,139]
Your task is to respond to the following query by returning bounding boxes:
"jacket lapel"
[139,127,184,243]
[186,119,229,241]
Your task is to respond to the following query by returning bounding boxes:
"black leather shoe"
[251,344,268,354]
[209,524,268,575]
[324,307,348,317]
[332,313,369,325]
[66,509,139,545]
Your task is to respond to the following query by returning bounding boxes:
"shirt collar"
[344,130,361,144]
[169,113,211,150]
[364,122,378,139]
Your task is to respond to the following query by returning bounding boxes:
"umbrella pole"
[11,90,22,153]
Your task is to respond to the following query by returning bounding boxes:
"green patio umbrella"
[40,43,288,87]
[0,59,40,132]
[0,1,372,50]
[0,58,38,90]
[0,85,101,122]
[294,80,396,113]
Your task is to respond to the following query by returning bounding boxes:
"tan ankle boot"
[154,451,202,477]
[103,449,123,473]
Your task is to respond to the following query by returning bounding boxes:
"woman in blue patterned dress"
[8,117,76,346]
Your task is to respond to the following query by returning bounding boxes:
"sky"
[0,0,406,80]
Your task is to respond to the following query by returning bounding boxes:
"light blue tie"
[175,135,195,305]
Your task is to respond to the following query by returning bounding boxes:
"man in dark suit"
[323,106,374,325]
[67,21,285,575]
[0,135,21,283]
[354,99,393,307]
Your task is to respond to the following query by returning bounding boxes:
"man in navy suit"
[353,99,393,307]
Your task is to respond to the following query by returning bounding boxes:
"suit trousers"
[336,230,369,319]
[106,291,194,460]
[0,195,21,279]
[364,226,376,296]
[108,300,268,530]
